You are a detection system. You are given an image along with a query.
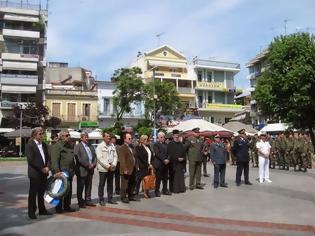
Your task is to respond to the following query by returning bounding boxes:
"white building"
[0,1,47,126]
[97,80,145,128]
[191,58,242,125]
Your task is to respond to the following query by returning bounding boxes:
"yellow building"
[131,45,195,108]
[44,63,98,128]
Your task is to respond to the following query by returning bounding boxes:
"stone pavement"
[0,161,314,236]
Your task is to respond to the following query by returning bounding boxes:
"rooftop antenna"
[156,32,165,46]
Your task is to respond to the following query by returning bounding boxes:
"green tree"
[111,67,144,126]
[144,80,181,125]
[255,32,315,148]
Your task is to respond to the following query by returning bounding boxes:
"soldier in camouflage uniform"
[268,134,276,169]
[274,133,287,170]
[293,133,306,172]
[286,133,295,171]
[303,133,314,169]
[249,135,258,167]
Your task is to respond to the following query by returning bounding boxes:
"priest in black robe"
[167,130,186,193]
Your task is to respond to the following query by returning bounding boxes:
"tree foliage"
[255,32,315,146]
[111,67,144,125]
[144,80,181,121]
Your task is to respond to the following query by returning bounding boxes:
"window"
[67,103,76,121]
[207,95,212,103]
[82,104,90,117]
[210,117,214,123]
[206,71,212,82]
[197,71,202,82]
[103,98,110,115]
[52,103,61,117]
[198,96,203,108]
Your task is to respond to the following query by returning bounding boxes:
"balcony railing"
[0,101,29,109]
[146,71,188,80]
[45,89,97,97]
[177,87,195,94]
[193,59,240,70]
[0,73,38,85]
[0,0,43,11]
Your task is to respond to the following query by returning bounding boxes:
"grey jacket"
[209,142,227,164]
[74,142,97,177]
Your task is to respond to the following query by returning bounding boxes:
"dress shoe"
[39,211,53,215]
[195,185,204,190]
[28,213,37,219]
[189,186,195,190]
[108,200,118,205]
[121,198,129,204]
[162,191,172,196]
[203,174,210,177]
[129,197,140,201]
[115,191,120,195]
[245,182,253,185]
[55,208,64,214]
[79,203,86,208]
[236,182,241,186]
[86,202,96,207]
[220,184,228,188]
[99,201,106,206]
[155,191,161,197]
[64,207,76,212]
[214,185,218,189]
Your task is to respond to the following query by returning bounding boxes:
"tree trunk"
[308,124,315,151]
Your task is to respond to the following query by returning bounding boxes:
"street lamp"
[151,66,158,142]
[18,103,26,157]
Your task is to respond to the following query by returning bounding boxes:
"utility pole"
[19,107,23,157]
[152,67,156,142]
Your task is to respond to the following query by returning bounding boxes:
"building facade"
[192,58,242,124]
[0,1,47,126]
[97,80,145,128]
[131,45,195,109]
[246,49,268,128]
[44,63,98,128]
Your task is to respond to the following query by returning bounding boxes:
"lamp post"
[152,67,157,142]
[19,106,23,157]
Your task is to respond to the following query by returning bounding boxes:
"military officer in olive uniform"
[304,133,314,169]
[187,128,204,190]
[286,133,295,170]
[51,130,76,213]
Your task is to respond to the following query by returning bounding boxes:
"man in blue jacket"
[210,135,228,188]
[233,129,253,186]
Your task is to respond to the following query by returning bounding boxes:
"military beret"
[172,129,180,135]
[238,129,246,134]
[192,127,200,132]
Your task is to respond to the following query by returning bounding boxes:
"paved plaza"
[0,161,314,236]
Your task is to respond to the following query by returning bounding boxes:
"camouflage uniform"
[293,135,307,171]
[274,135,287,170]
[249,136,258,167]
[304,135,314,169]
[286,136,295,170]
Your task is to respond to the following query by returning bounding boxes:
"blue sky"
[45,0,315,89]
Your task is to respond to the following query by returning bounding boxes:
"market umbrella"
[4,128,32,138]
[167,119,232,133]
[223,121,258,135]
[260,123,289,132]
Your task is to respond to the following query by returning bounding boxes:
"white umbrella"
[88,129,103,140]
[167,119,232,133]
[68,129,81,139]
[260,123,289,132]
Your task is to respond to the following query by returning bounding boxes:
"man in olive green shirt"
[51,130,76,213]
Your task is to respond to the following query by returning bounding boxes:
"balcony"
[145,71,188,80]
[45,89,97,97]
[193,59,240,71]
[177,87,195,94]
[0,0,42,11]
[0,73,38,85]
[2,61,37,71]
[0,101,28,109]
[2,28,40,39]
[1,52,39,62]
[198,103,243,113]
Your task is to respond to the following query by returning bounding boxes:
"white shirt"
[34,139,45,165]
[256,140,271,158]
[82,142,93,164]
[143,145,151,164]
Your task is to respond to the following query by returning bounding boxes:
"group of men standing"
[249,132,313,172]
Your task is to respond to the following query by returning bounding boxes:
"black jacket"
[26,139,50,179]
[152,141,169,169]
[134,145,152,172]
[232,137,250,162]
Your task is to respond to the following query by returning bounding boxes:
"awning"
[0,128,15,133]
[148,60,187,68]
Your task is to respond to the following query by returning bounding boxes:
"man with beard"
[74,132,97,207]
[233,129,253,186]
[26,127,52,219]
[153,132,172,197]
[51,130,76,213]
[167,130,186,193]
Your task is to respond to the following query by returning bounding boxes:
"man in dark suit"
[153,131,172,197]
[233,129,253,186]
[74,132,97,207]
[210,135,228,188]
[25,127,52,219]
[118,132,137,203]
